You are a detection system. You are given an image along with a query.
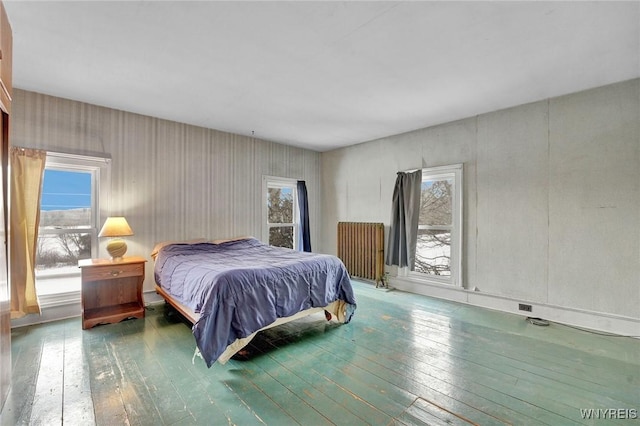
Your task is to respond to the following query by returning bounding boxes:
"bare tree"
[56,232,91,263]
[268,188,294,248]
[418,180,452,226]
[414,179,452,275]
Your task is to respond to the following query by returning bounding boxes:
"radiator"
[337,222,385,286]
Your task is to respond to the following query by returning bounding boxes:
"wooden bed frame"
[155,284,202,323]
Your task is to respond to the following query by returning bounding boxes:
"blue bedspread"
[154,238,356,366]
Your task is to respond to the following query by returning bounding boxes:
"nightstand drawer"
[81,262,143,282]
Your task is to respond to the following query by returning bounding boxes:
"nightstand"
[78,256,147,329]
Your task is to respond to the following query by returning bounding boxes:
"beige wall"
[320,79,640,323]
[10,89,322,292]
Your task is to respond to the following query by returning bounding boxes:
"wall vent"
[519,303,532,312]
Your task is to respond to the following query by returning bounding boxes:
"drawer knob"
[110,270,123,277]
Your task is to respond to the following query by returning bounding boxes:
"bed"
[152,237,357,367]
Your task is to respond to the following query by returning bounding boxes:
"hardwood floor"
[1,281,638,425]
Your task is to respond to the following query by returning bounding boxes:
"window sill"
[406,272,455,286]
[36,264,80,279]
[395,274,464,290]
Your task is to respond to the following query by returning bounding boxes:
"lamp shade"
[98,217,133,237]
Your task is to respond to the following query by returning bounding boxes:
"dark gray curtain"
[385,170,422,269]
[297,180,311,252]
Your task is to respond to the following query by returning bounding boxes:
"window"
[412,164,462,286]
[263,177,298,250]
[36,152,110,296]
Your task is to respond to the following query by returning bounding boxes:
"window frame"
[35,151,111,298]
[408,163,463,287]
[262,176,299,250]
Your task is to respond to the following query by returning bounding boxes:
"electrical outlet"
[519,303,532,312]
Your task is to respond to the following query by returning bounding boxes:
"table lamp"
[98,216,134,261]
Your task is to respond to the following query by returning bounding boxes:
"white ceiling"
[4,1,639,152]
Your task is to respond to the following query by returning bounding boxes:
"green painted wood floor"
[1,281,638,425]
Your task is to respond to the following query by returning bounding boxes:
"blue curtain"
[297,180,312,252]
[385,170,422,268]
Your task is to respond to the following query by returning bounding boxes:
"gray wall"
[10,80,639,323]
[320,79,639,321]
[10,89,322,291]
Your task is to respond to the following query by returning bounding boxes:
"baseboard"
[11,290,166,328]
[392,277,640,337]
[11,302,81,328]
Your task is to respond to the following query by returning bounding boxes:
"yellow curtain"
[10,147,46,319]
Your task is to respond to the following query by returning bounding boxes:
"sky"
[41,171,288,212]
[40,169,91,211]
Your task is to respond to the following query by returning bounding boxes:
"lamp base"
[106,238,128,261]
